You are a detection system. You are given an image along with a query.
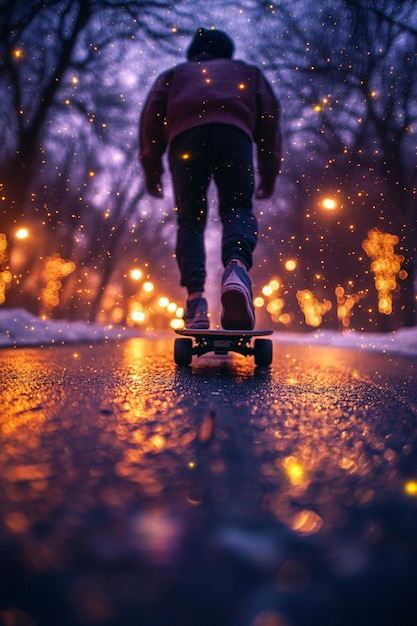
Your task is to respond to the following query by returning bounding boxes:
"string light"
[297,290,332,328]
[362,229,405,316]
[40,254,76,316]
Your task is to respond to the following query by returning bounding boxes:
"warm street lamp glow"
[16,228,29,240]
[130,268,142,280]
[322,198,337,210]
[404,480,417,496]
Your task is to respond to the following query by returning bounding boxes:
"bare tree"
[252,0,417,330]
[0,0,195,316]
[342,0,417,328]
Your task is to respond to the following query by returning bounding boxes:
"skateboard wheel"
[174,337,193,366]
[254,338,273,366]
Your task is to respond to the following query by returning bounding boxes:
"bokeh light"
[15,228,29,240]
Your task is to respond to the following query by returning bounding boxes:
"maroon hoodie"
[139,57,281,192]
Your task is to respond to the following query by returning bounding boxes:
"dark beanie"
[186,28,234,60]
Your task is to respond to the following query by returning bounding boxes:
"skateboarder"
[139,28,281,329]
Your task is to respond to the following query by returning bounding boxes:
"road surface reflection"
[0,337,416,625]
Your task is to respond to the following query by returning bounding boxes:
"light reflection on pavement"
[0,336,416,626]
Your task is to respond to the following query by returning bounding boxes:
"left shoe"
[183,296,210,329]
[220,262,255,330]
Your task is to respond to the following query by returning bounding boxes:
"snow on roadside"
[0,308,416,357]
[273,327,417,357]
[0,308,140,348]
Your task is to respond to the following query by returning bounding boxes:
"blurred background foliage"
[0,0,416,331]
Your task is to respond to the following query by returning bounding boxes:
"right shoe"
[220,262,255,330]
[183,296,210,329]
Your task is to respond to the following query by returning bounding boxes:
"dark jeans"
[168,123,257,294]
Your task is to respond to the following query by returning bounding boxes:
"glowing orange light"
[130,268,142,280]
[279,313,291,325]
[41,254,76,316]
[285,259,297,271]
[297,289,332,327]
[15,228,29,240]
[291,509,323,535]
[404,480,417,496]
[131,311,145,323]
[362,229,404,316]
[170,318,184,330]
[283,456,306,486]
[322,198,337,210]
[267,298,284,316]
[0,260,11,305]
[335,285,366,328]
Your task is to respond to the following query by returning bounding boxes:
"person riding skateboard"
[139,27,281,329]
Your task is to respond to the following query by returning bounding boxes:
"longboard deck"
[175,328,273,338]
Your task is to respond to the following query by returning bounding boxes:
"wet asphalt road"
[0,335,417,626]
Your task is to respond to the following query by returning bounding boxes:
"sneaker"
[221,262,255,330]
[183,296,210,329]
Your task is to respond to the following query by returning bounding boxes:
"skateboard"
[174,328,273,366]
